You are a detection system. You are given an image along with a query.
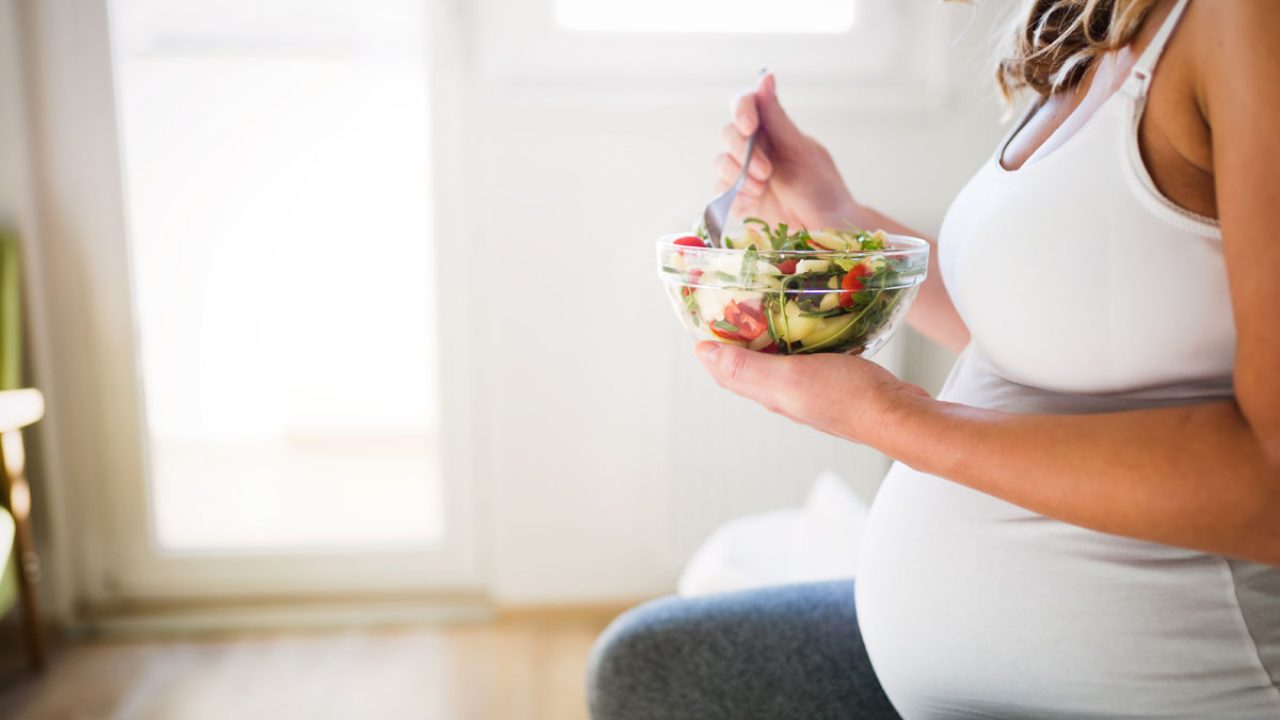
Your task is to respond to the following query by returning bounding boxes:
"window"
[111,0,443,551]
[553,0,856,34]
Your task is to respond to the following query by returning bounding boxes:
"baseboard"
[495,599,650,624]
[71,593,494,638]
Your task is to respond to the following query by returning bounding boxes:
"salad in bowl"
[657,220,929,357]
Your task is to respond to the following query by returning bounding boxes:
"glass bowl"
[657,233,929,357]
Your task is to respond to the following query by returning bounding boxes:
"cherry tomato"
[673,235,708,248]
[776,259,798,275]
[724,300,767,340]
[838,264,868,308]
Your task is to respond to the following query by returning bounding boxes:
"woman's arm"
[695,3,1280,567]
[881,397,1280,566]
[695,339,1280,566]
[855,207,970,354]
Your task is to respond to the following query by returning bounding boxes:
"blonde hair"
[996,0,1162,100]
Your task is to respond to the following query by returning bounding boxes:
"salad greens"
[662,221,922,357]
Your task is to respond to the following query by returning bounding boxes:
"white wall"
[2,0,1014,614]
[466,2,1010,604]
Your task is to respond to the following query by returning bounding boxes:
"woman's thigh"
[586,580,900,720]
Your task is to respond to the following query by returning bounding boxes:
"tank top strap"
[1121,0,1191,99]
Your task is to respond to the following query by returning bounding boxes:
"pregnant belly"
[855,462,1280,720]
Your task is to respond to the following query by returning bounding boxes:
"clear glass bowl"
[657,233,929,357]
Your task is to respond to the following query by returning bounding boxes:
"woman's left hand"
[694,341,931,446]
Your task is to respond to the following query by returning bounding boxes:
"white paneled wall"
[466,2,1008,603]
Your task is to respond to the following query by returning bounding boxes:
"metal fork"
[699,129,758,248]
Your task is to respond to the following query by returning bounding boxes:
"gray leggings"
[586,580,901,720]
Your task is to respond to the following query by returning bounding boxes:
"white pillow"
[677,472,870,597]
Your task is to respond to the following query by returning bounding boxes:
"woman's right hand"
[721,74,971,352]
[717,73,861,229]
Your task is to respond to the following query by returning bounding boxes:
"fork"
[699,129,758,248]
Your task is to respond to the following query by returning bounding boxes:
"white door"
[24,0,482,603]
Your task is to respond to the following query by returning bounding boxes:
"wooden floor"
[0,611,618,720]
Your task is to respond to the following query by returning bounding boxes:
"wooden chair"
[0,388,45,669]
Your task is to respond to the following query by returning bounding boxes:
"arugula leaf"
[864,269,902,289]
[712,319,740,334]
[858,232,885,251]
[800,306,852,319]
[764,293,780,341]
[739,246,759,287]
[683,289,701,326]
[730,219,821,252]
[794,227,813,249]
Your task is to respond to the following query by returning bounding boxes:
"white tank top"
[856,1,1280,717]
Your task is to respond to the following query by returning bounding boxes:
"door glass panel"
[110,0,442,551]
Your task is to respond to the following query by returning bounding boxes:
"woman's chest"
[938,130,1234,395]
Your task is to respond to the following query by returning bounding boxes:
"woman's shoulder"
[1136,0,1280,151]
[1145,0,1280,220]
[1177,0,1280,96]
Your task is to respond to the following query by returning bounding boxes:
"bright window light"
[553,0,856,34]
[110,0,443,552]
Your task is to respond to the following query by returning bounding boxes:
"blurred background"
[0,0,1008,717]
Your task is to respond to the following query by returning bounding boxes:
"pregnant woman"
[589,1,1280,717]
